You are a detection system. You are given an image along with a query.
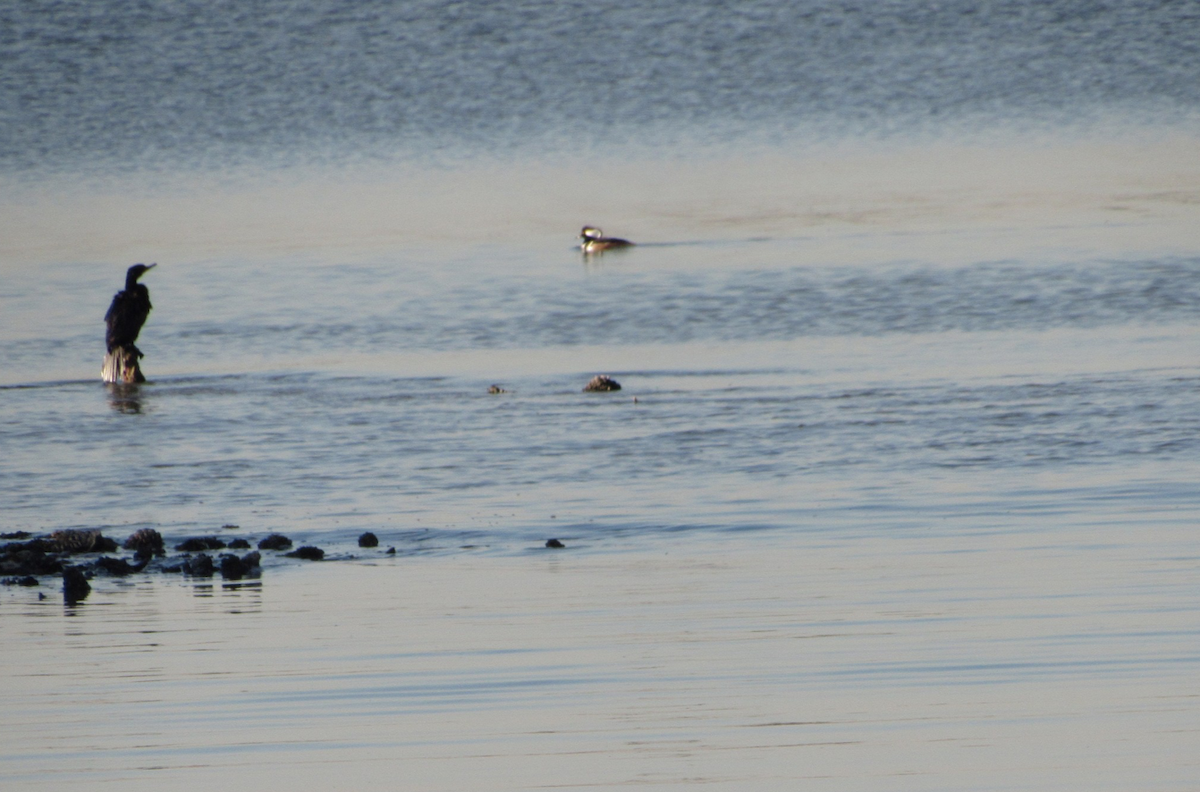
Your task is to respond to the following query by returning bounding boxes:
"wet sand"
[3,507,1197,791]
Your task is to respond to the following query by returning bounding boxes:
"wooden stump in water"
[102,345,145,384]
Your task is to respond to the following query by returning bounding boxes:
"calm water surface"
[2,0,1199,789]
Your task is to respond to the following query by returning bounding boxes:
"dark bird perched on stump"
[102,263,156,384]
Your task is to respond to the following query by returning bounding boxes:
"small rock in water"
[219,553,254,580]
[0,540,63,576]
[1,575,39,587]
[358,532,379,548]
[51,529,117,554]
[258,533,293,551]
[285,546,325,561]
[62,566,91,603]
[124,528,164,556]
[95,555,149,577]
[176,537,226,552]
[487,384,508,394]
[545,538,565,549]
[385,547,396,555]
[583,375,621,392]
[227,538,251,550]
[182,553,215,577]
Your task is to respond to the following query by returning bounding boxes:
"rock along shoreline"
[1,528,340,603]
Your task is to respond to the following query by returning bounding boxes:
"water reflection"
[189,579,263,613]
[106,383,143,414]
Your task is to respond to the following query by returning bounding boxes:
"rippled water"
[3,0,1198,173]
[3,0,1200,789]
[2,253,1199,544]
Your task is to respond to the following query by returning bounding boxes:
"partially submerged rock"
[124,528,165,556]
[219,552,261,581]
[62,566,91,604]
[175,537,226,552]
[182,553,215,578]
[49,529,117,554]
[1,541,63,577]
[583,375,621,392]
[3,528,419,591]
[95,555,150,577]
[258,534,293,551]
[285,546,325,561]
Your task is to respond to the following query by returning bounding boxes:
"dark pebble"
[218,551,262,580]
[258,533,293,551]
[124,528,164,556]
[175,537,226,552]
[0,542,63,576]
[545,538,565,548]
[62,566,91,603]
[227,538,251,550]
[358,532,379,548]
[95,555,149,577]
[385,547,396,555]
[183,553,215,577]
[219,554,249,580]
[285,546,325,561]
[50,529,117,554]
[582,375,621,392]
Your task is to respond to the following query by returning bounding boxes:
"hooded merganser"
[580,226,633,253]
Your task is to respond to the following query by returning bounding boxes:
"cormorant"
[106,263,155,353]
[102,263,155,383]
[580,226,633,253]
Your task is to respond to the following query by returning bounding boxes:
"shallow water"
[4,0,1198,174]
[3,0,1200,788]
[4,515,1199,791]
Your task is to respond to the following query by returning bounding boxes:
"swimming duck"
[579,226,633,253]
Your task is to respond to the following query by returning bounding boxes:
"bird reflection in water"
[106,383,143,414]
